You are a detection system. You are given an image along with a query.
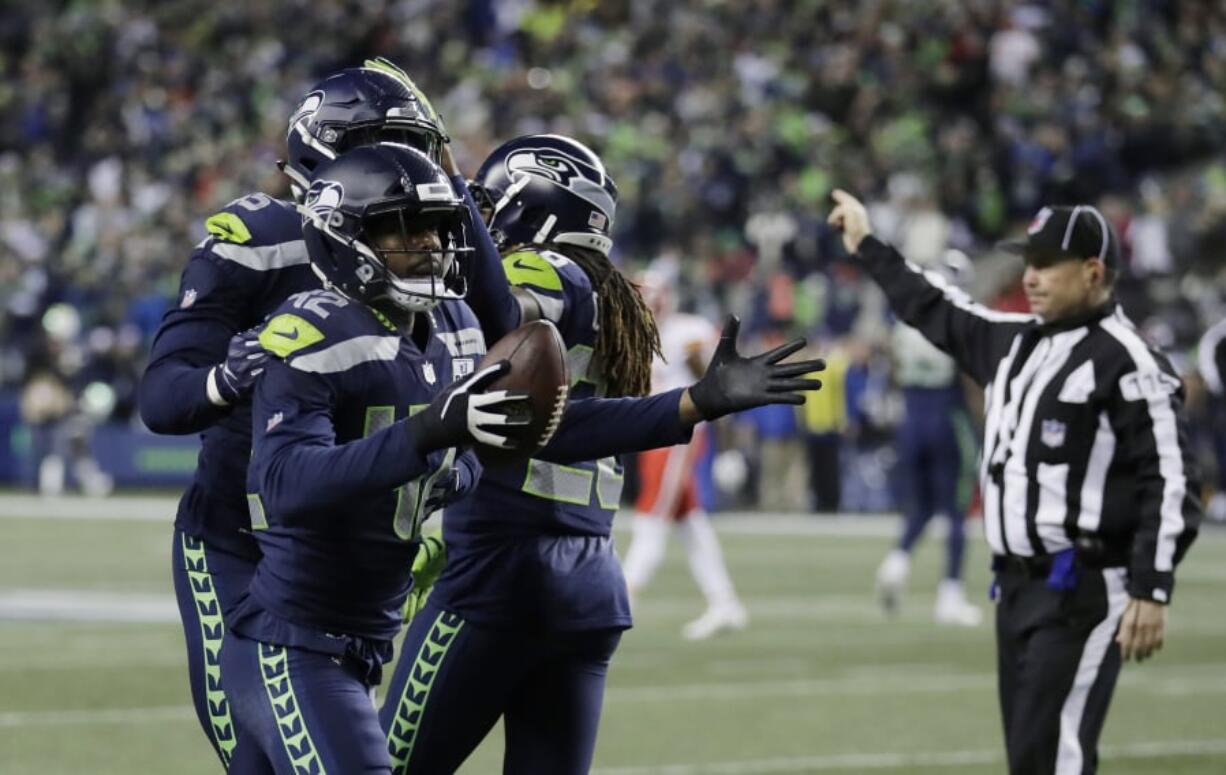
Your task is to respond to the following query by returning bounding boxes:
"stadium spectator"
[4,0,1226,496]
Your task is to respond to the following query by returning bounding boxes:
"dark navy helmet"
[282,58,447,199]
[470,134,618,256]
[300,143,471,313]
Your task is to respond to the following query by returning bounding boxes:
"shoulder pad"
[259,290,400,373]
[203,194,307,272]
[501,248,591,294]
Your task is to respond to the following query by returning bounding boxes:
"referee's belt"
[994,543,1127,579]
[993,554,1054,579]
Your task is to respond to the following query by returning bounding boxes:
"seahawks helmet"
[470,134,618,256]
[282,58,447,199]
[300,143,471,313]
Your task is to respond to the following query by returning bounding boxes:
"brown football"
[475,319,570,464]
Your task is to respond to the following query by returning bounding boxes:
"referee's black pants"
[995,559,1129,775]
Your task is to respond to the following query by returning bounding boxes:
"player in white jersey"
[622,271,748,639]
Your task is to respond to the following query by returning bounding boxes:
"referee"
[829,190,1202,775]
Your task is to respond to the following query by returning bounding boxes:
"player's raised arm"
[828,189,1034,386]
[534,316,824,465]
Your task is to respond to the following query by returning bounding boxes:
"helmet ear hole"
[520,205,549,233]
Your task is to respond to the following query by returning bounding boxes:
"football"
[475,319,570,464]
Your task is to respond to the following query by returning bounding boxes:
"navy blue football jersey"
[140,193,319,559]
[435,248,641,631]
[231,289,485,646]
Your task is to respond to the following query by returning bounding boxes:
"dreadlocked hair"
[552,245,662,398]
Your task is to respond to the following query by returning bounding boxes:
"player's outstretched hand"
[827,189,873,255]
[684,316,825,422]
[411,361,531,452]
[210,326,269,406]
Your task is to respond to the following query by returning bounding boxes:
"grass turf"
[0,505,1222,774]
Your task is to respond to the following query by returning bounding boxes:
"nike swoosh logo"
[511,258,543,272]
[274,328,300,340]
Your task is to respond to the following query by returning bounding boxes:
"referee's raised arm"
[828,189,1033,386]
[829,190,1206,774]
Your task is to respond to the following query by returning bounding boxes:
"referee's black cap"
[999,205,1120,269]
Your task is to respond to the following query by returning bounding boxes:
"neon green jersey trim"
[502,251,563,292]
[204,212,253,244]
[259,314,325,359]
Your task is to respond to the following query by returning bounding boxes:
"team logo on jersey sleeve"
[1040,419,1066,448]
[181,288,198,309]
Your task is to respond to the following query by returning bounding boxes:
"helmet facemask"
[357,207,468,313]
[302,193,471,314]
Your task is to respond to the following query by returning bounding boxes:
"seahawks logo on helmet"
[506,149,582,186]
[504,148,615,221]
[304,180,345,226]
[288,91,325,135]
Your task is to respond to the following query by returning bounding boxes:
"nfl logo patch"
[181,288,198,309]
[452,358,474,382]
[1040,419,1066,448]
[422,362,437,385]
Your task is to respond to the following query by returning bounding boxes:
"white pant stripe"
[1055,568,1128,774]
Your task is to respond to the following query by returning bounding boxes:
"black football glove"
[687,316,825,421]
[208,327,269,406]
[407,361,532,452]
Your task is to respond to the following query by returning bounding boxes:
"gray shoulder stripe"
[435,327,486,357]
[211,240,309,271]
[290,335,400,374]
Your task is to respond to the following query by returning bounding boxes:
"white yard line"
[0,705,197,728]
[590,739,1226,774]
[0,494,176,521]
[4,669,1225,728]
[603,668,1226,703]
[1,496,1221,546]
[0,590,178,623]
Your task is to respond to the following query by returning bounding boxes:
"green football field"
[1,496,1223,774]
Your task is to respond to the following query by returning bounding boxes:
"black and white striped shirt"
[860,237,1202,603]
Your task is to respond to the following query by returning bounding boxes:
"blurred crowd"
[2,0,1225,506]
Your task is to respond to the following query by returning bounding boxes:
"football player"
[221,143,524,772]
[378,134,824,773]
[138,58,449,769]
[230,139,823,773]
